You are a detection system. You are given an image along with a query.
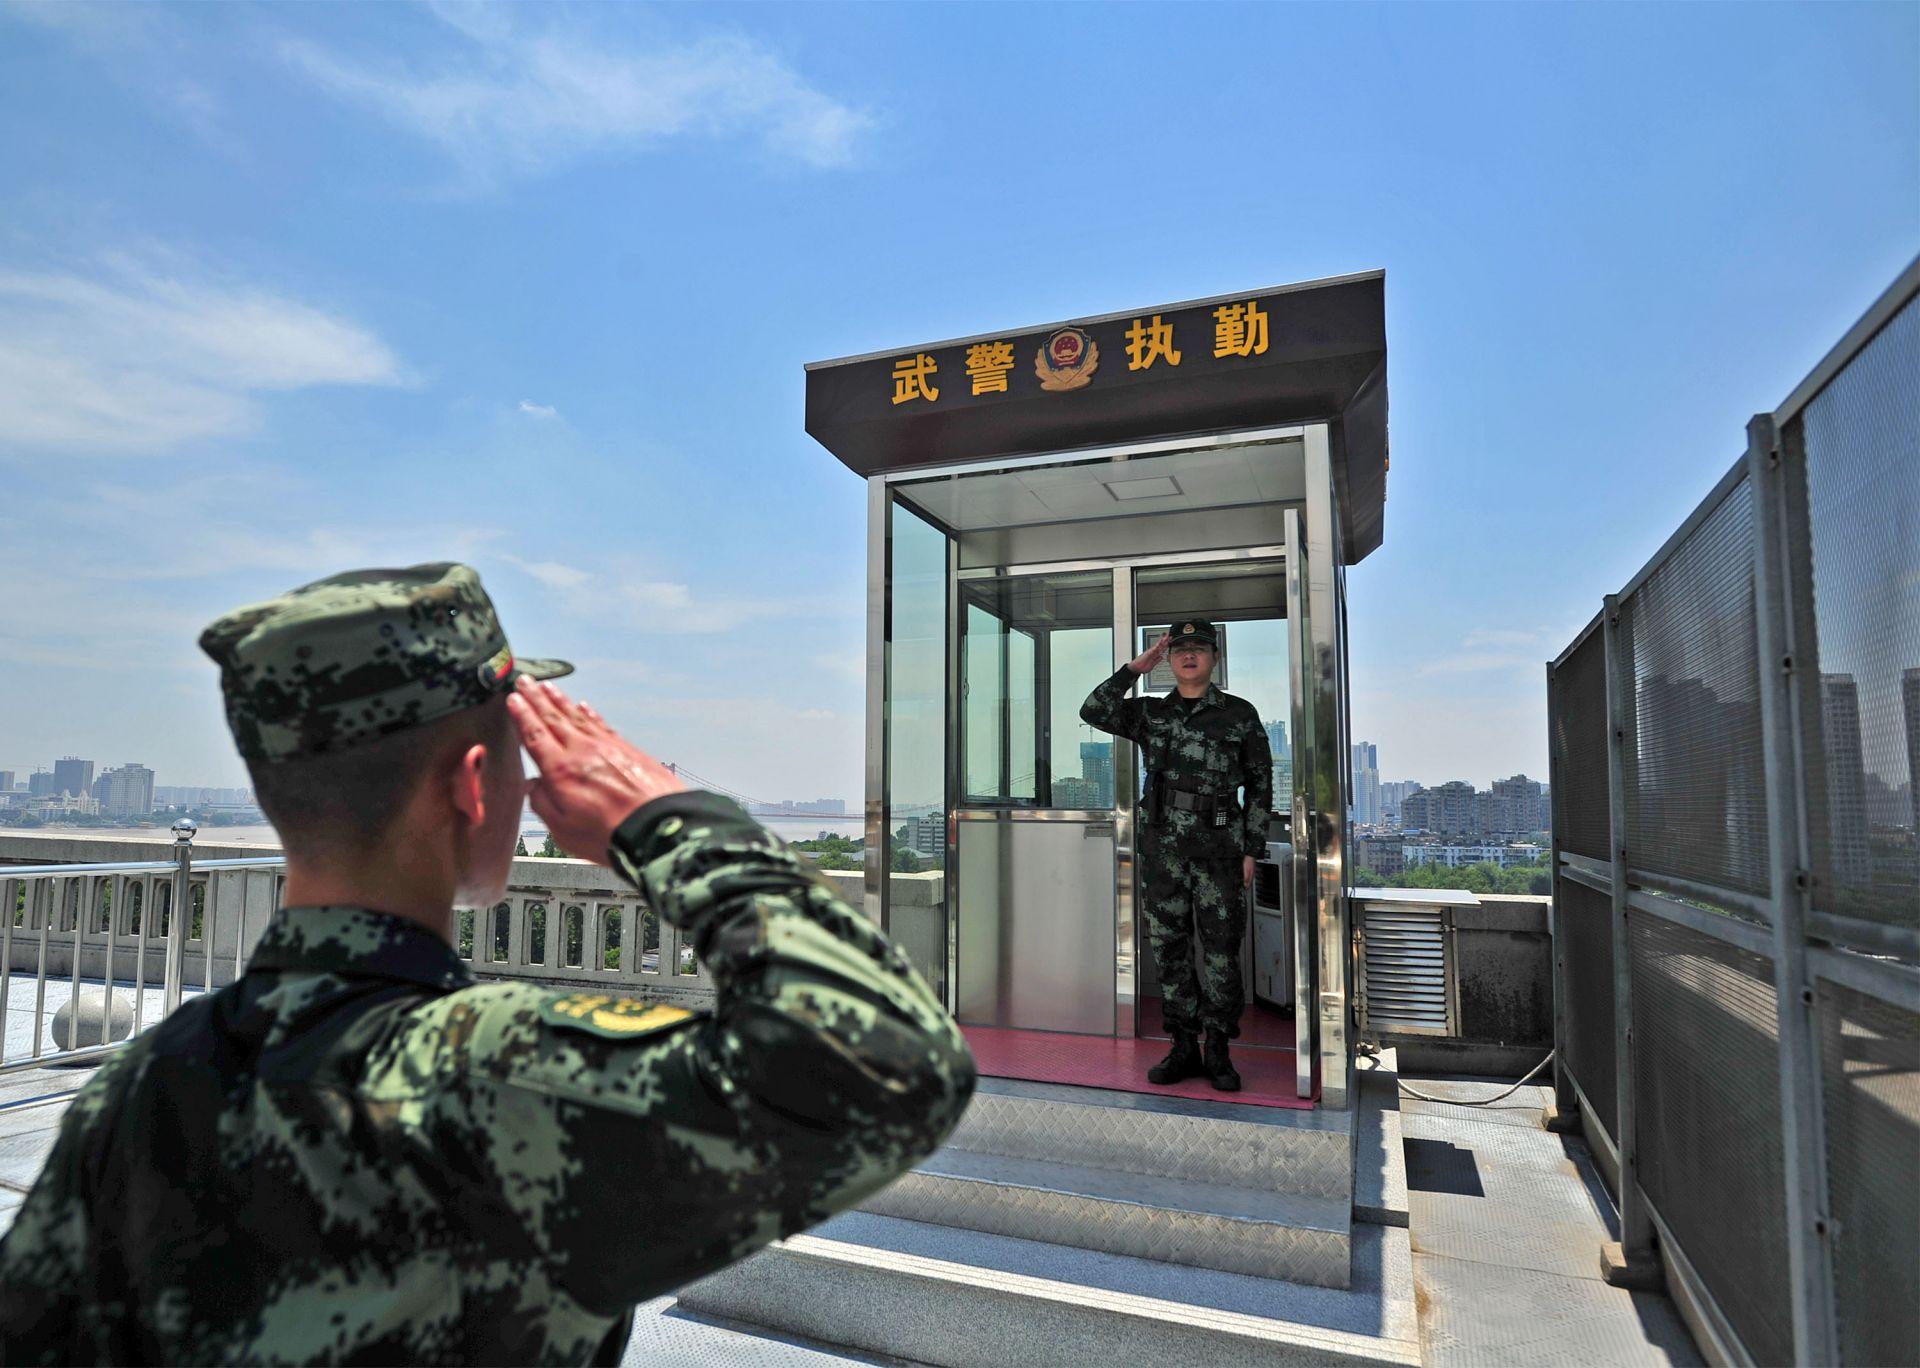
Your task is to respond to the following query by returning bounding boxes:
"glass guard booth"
[813,273,1386,1110]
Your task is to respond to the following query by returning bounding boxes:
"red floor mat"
[960,1024,1316,1110]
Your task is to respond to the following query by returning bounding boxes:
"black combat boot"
[1203,1029,1242,1092]
[1147,1031,1202,1086]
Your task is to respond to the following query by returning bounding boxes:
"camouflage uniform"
[0,564,975,1365]
[1080,652,1272,1039]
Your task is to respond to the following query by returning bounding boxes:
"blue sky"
[1,0,1914,803]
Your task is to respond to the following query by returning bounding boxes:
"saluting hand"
[1129,633,1172,675]
[508,677,686,866]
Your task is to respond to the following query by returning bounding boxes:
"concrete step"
[678,1211,1420,1368]
[951,1075,1352,1199]
[862,1147,1351,1288]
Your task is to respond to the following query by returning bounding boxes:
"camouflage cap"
[1168,619,1219,649]
[199,562,571,762]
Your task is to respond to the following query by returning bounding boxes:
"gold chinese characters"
[886,300,1275,404]
[1125,314,1181,371]
[891,353,939,405]
[966,341,1016,396]
[1213,300,1269,359]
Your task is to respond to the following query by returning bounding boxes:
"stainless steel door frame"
[1123,551,1292,1048]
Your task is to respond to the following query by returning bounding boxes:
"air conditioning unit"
[1355,890,1468,1037]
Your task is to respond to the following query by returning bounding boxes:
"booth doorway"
[1129,560,1298,1099]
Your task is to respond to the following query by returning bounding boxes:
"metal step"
[950,1075,1353,1198]
[677,1211,1420,1368]
[862,1147,1351,1287]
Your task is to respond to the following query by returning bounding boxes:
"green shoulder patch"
[539,992,698,1041]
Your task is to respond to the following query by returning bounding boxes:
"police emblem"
[1182,623,1195,635]
[1034,327,1099,391]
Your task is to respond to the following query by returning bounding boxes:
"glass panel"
[888,501,949,995]
[961,571,1113,808]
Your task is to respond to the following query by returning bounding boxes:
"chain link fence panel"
[1618,477,1771,903]
[1553,628,1611,863]
[1630,913,1791,1366]
[1793,296,1919,947]
[1816,974,1920,1368]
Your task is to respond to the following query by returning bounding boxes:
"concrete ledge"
[1353,1066,1408,1230]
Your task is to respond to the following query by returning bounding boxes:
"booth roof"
[804,270,1389,565]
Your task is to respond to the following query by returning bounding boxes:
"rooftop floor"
[0,1059,1701,1366]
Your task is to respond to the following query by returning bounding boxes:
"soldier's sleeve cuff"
[610,790,758,866]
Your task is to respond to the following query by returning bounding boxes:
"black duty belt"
[1147,775,1234,827]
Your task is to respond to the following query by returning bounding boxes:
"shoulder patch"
[540,992,698,1041]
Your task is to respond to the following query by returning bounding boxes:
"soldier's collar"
[248,905,473,991]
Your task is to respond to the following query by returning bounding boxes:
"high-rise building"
[1350,742,1380,825]
[1488,774,1549,835]
[53,757,94,799]
[95,763,157,817]
[1401,781,1479,836]
[28,770,56,797]
[1080,740,1115,809]
[0,771,12,795]
[1379,780,1418,826]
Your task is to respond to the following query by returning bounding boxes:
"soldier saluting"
[1081,621,1272,1092]
[0,563,974,1365]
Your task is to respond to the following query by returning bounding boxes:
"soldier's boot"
[1202,1029,1241,1092]
[1147,1031,1203,1086]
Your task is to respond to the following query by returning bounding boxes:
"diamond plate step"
[950,1076,1353,1199]
[861,1147,1352,1288]
[678,1211,1420,1367]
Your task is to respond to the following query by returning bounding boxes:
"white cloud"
[517,399,558,419]
[0,257,404,453]
[502,555,591,590]
[280,7,871,185]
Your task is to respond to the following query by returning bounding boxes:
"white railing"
[2,830,942,1073]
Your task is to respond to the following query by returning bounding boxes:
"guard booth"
[809,271,1386,1110]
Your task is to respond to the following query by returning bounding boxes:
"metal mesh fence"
[1816,974,1920,1368]
[1619,476,1771,899]
[1794,296,1919,945]
[1630,913,1791,1367]
[1559,878,1617,1145]
[1554,629,1611,862]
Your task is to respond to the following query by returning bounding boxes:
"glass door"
[953,570,1118,1034]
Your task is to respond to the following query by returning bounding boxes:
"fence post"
[1746,411,1841,1364]
[1600,593,1659,1284]
[163,818,197,1017]
[1545,660,1579,1119]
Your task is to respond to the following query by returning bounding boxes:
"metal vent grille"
[1817,975,1920,1368]
[1554,628,1611,862]
[1796,295,1920,945]
[1559,878,1618,1145]
[1619,476,1771,899]
[1361,902,1451,1035]
[1631,913,1790,1367]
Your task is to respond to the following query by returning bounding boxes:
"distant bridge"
[664,765,850,820]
